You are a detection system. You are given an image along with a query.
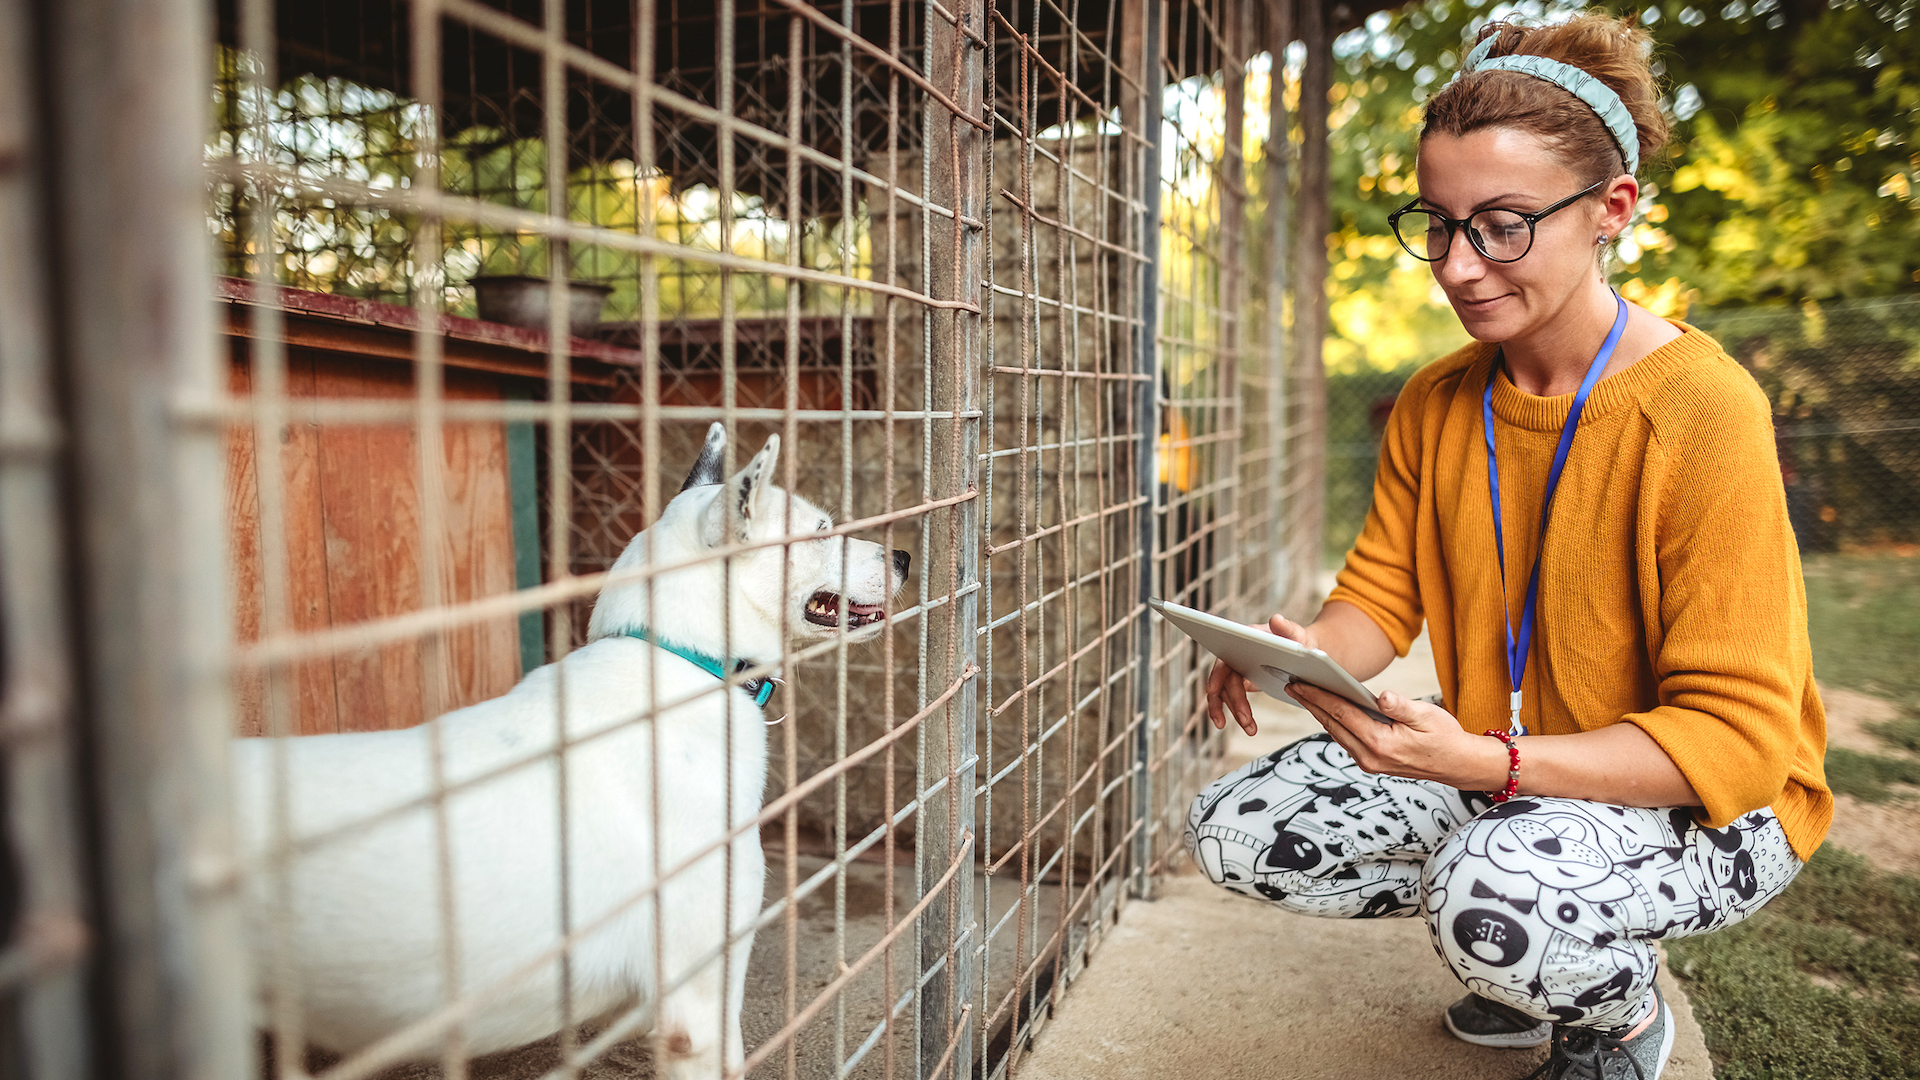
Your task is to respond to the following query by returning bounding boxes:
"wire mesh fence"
[0,0,1311,1078]
[1691,295,1920,554]
[1321,295,1920,567]
[1320,361,1413,567]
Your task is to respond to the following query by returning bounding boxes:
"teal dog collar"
[621,628,777,708]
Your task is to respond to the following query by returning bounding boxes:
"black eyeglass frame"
[1387,178,1609,264]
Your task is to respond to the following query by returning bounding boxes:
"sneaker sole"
[1443,1012,1551,1048]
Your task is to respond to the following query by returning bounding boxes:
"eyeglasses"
[1387,179,1607,264]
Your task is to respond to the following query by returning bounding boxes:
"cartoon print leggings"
[1185,733,1801,1032]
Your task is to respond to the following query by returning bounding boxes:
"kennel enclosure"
[0,0,1374,1077]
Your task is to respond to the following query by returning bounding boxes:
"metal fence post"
[919,0,985,1075]
[41,1,252,1078]
[1265,0,1295,611]
[1289,0,1332,611]
[1129,0,1165,901]
[0,1,94,1075]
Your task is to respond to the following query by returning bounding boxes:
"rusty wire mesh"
[0,1,1301,1078]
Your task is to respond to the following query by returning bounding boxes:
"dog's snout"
[892,549,911,579]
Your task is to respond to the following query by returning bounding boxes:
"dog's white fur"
[231,425,904,1077]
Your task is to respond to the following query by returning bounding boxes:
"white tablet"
[1149,597,1394,725]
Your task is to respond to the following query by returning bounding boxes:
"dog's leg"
[652,833,763,1079]
[649,854,750,1079]
[723,928,754,1072]
[722,851,764,1073]
[653,963,728,1080]
[724,736,769,1075]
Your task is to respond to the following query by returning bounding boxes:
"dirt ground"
[1813,684,1920,875]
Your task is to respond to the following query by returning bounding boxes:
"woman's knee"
[1184,737,1427,916]
[1421,799,1659,1027]
[1421,816,1541,972]
[1185,764,1280,895]
[1184,740,1329,897]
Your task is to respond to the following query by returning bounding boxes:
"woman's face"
[1413,127,1618,345]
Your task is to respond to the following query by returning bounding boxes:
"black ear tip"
[680,424,728,492]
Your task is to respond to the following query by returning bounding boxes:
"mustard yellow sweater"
[1327,326,1831,859]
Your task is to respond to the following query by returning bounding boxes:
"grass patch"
[1823,747,1920,803]
[1668,846,1920,1080]
[1867,714,1920,755]
[1802,552,1920,702]
[1675,555,1920,1074]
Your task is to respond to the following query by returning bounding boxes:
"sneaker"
[1443,992,1551,1048]
[1526,983,1674,1080]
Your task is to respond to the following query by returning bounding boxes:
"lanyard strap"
[1482,293,1629,732]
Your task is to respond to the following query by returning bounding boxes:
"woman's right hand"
[1204,614,1321,736]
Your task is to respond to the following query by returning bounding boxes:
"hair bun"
[1428,11,1668,180]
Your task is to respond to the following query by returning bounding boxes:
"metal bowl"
[471,275,614,337]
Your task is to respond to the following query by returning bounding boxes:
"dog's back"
[231,639,769,1057]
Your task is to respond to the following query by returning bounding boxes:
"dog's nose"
[892,549,911,579]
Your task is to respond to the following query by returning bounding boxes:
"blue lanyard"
[1482,293,1629,733]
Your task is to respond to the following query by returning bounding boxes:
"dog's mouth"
[803,591,886,630]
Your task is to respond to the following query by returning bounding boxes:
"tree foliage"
[1638,0,1920,304]
[1320,0,1920,372]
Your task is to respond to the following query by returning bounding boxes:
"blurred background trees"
[1316,0,1920,559]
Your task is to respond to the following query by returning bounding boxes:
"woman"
[1186,13,1829,1080]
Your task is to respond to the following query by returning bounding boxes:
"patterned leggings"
[1185,734,1801,1031]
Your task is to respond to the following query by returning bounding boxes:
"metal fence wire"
[1691,295,1920,553]
[0,0,1316,1078]
[1320,295,1920,567]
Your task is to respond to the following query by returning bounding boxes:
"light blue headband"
[1451,34,1639,175]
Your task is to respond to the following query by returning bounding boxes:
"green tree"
[1321,0,1920,371]
[1628,0,1920,304]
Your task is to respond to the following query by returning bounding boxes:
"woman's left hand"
[1283,682,1505,789]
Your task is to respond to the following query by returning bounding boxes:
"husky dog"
[231,424,908,1078]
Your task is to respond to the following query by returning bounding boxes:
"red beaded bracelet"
[1482,729,1521,803]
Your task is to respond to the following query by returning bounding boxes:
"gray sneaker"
[1442,992,1551,1047]
[1526,984,1674,1080]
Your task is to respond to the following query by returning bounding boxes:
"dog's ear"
[700,434,781,545]
[680,422,727,492]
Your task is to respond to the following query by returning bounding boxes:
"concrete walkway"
[1015,633,1714,1080]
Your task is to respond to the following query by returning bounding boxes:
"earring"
[1596,234,1610,245]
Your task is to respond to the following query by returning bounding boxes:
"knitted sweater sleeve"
[1622,365,1814,828]
[1325,362,1443,656]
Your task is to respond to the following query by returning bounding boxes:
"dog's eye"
[817,519,830,532]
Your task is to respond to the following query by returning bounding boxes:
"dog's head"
[588,423,910,658]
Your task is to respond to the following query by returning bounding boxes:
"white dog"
[231,424,907,1077]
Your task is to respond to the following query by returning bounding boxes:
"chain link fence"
[1692,295,1920,553]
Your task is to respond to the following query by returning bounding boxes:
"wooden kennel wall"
[220,277,876,736]
[220,276,607,734]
